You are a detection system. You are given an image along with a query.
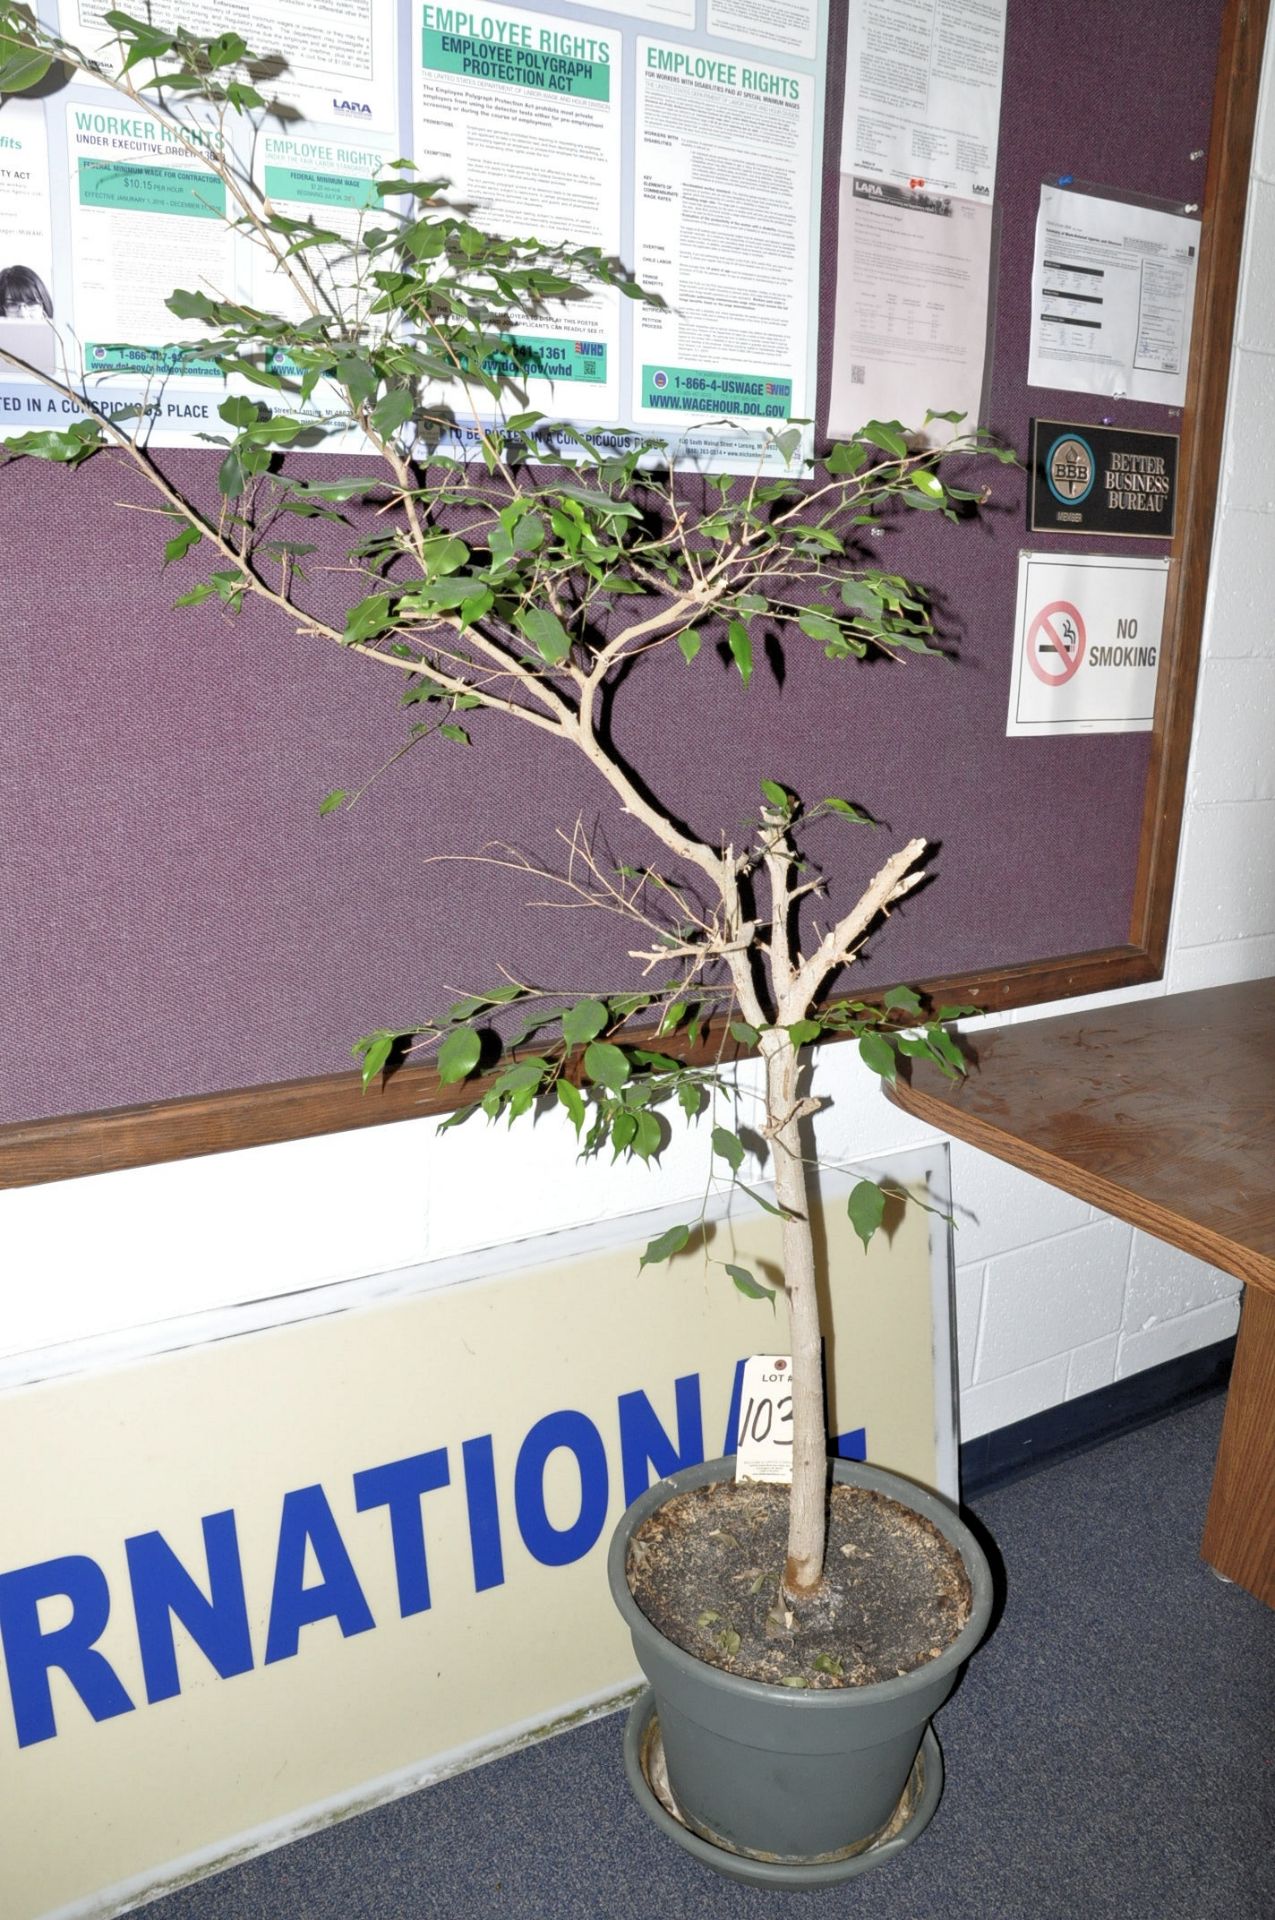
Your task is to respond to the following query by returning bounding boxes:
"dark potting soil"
[627,1480,972,1688]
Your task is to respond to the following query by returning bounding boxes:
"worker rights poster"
[0,1,832,470]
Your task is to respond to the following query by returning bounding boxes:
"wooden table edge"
[885,1078,1275,1297]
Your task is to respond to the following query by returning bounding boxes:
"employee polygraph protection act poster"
[0,2,831,471]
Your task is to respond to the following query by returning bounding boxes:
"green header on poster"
[78,160,226,220]
[423,29,610,101]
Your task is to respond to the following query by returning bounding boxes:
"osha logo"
[333,97,371,115]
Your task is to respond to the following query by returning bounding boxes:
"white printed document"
[828,174,992,445]
[1028,186,1200,407]
[841,0,1006,203]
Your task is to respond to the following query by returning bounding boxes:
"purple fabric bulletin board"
[0,1,1224,1128]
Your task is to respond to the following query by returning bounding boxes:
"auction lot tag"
[735,1355,794,1483]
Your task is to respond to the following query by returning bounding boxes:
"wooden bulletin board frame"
[0,0,1268,1191]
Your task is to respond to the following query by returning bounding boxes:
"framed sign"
[1029,420,1179,538]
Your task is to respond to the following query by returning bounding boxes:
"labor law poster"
[0,2,831,470]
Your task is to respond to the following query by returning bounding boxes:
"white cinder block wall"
[4,46,1274,1445]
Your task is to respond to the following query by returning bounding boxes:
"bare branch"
[784,838,930,1020]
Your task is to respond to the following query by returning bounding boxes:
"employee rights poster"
[0,2,833,470]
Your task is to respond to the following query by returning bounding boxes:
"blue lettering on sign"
[126,1510,253,1704]
[514,1409,610,1567]
[0,1555,135,1748]
[0,1370,868,1746]
[618,1373,704,1506]
[264,1485,376,1665]
[353,1448,450,1617]
[461,1433,504,1592]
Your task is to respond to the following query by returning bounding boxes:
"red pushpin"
[909,176,925,189]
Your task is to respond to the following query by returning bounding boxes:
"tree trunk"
[763,1032,828,1599]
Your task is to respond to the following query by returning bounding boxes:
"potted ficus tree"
[0,4,1005,1885]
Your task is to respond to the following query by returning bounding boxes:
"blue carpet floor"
[141,1394,1274,1920]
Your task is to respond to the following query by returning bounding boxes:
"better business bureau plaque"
[1028,420,1178,539]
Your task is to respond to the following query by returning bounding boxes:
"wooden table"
[887,978,1275,1607]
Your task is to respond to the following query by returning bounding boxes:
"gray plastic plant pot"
[607,1455,993,1867]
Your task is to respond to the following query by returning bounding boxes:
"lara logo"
[1046,432,1095,504]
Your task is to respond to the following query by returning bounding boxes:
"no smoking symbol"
[1028,600,1086,685]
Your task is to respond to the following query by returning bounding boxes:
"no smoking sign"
[1027,600,1086,684]
[1008,553,1168,735]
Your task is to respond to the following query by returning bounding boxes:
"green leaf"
[858,1032,896,1083]
[825,439,867,475]
[437,1027,482,1085]
[821,797,875,825]
[1,423,103,466]
[337,356,377,408]
[860,419,909,460]
[162,522,203,567]
[711,1126,744,1173]
[217,447,247,498]
[318,789,346,816]
[370,388,414,436]
[342,592,393,645]
[729,1020,760,1047]
[438,722,470,745]
[738,1182,790,1220]
[798,610,842,643]
[583,1040,630,1092]
[173,582,216,609]
[640,1222,690,1269]
[562,998,609,1045]
[677,627,702,665]
[848,1178,887,1251]
[355,1029,394,1090]
[218,395,259,429]
[517,606,572,665]
[0,44,53,94]
[632,1110,662,1161]
[883,985,923,1017]
[726,1264,774,1306]
[910,468,945,501]
[557,1078,586,1135]
[727,619,753,687]
[927,1027,967,1074]
[759,778,790,811]
[787,1019,822,1047]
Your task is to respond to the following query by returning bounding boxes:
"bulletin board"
[0,0,1266,1186]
